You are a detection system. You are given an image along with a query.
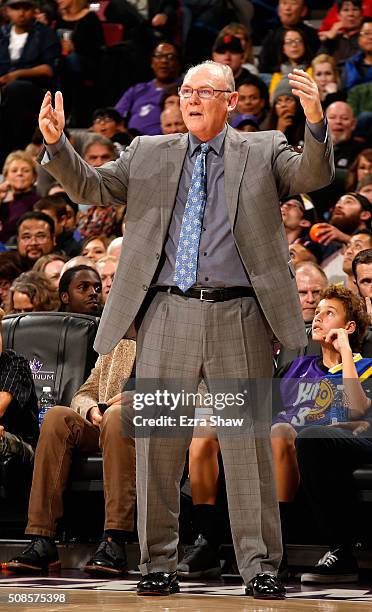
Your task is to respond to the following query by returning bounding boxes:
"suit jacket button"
[143,284,148,291]
[155,253,160,260]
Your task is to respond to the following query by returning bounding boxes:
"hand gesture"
[39,90,65,145]
[328,420,370,436]
[364,296,372,325]
[325,327,352,354]
[0,181,9,203]
[365,297,372,324]
[318,22,343,41]
[288,69,323,124]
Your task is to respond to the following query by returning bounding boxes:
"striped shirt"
[0,350,39,447]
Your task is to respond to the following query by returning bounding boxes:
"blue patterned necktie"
[173,142,210,292]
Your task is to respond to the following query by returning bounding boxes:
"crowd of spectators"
[2,0,372,591]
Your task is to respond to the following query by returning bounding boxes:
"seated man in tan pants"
[6,339,136,576]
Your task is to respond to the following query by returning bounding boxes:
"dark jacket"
[0,21,60,86]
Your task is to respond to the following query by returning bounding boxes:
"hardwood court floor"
[1,572,372,611]
[1,588,372,612]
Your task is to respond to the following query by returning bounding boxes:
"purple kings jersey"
[273,354,372,427]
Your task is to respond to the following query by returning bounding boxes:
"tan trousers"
[26,405,136,538]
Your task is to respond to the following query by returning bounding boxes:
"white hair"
[183,60,235,94]
[107,236,123,257]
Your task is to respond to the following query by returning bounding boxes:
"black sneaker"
[301,549,359,584]
[177,534,221,578]
[6,539,60,573]
[84,538,128,576]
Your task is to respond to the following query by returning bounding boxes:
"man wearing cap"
[281,195,316,245]
[230,113,260,132]
[212,33,252,89]
[37,61,333,599]
[281,194,323,263]
[0,0,60,165]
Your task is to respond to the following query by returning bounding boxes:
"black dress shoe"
[7,538,60,573]
[83,539,128,576]
[137,571,180,595]
[177,534,221,578]
[245,572,286,599]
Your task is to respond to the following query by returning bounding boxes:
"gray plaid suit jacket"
[42,123,334,354]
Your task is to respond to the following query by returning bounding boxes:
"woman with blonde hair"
[0,151,38,243]
[311,53,343,108]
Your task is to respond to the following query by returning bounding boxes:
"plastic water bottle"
[38,386,56,426]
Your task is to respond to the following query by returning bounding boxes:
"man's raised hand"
[288,69,323,124]
[39,90,65,145]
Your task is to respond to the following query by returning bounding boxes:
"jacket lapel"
[160,133,188,241]
[224,126,250,229]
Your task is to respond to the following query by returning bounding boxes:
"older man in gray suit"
[38,62,334,599]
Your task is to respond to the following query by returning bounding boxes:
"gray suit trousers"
[135,291,282,584]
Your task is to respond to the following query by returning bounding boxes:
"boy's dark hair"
[34,195,68,221]
[352,247,372,278]
[92,107,123,124]
[16,211,55,236]
[319,284,369,351]
[160,83,180,112]
[55,191,79,216]
[238,74,270,109]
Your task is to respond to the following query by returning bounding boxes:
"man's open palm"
[39,90,65,145]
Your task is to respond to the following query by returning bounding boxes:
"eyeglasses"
[178,86,231,99]
[284,38,303,46]
[19,233,50,243]
[359,30,372,38]
[152,53,178,61]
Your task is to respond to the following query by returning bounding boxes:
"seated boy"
[271,284,372,504]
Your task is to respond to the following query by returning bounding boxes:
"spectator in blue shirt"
[343,18,372,88]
